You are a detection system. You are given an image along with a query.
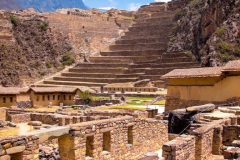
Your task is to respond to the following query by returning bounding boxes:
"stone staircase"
[36,1,200,90]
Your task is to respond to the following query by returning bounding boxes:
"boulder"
[6,121,16,127]
[0,120,6,128]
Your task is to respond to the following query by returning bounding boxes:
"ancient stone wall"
[191,120,228,160]
[0,108,7,121]
[92,93,161,98]
[75,99,121,107]
[7,113,31,123]
[84,110,149,119]
[17,101,33,109]
[0,135,39,160]
[65,116,168,160]
[162,135,195,160]
[223,125,240,146]
[165,97,240,112]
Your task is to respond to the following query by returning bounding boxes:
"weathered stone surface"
[28,121,42,126]
[0,155,10,160]
[186,104,215,113]
[6,146,25,154]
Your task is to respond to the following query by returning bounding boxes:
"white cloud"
[128,3,142,11]
[98,7,115,10]
[109,0,117,6]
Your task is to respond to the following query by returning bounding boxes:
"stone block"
[6,146,25,155]
[0,155,10,160]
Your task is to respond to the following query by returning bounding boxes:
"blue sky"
[84,0,170,11]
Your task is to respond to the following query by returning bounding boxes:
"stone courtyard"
[1,0,240,160]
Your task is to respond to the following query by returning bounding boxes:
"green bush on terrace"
[62,51,75,66]
[10,16,18,26]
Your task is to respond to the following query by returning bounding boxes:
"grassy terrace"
[92,96,166,105]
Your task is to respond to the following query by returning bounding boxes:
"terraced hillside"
[36,1,200,91]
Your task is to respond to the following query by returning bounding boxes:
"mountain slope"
[0,0,24,11]
[168,0,240,67]
[16,0,87,12]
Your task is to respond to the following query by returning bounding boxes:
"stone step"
[109,43,167,51]
[100,50,165,56]
[90,55,162,63]
[123,68,146,74]
[76,63,129,68]
[121,35,172,40]
[128,24,173,32]
[138,75,163,81]
[150,11,176,18]
[132,21,173,27]
[61,73,117,78]
[129,62,200,69]
[145,68,174,75]
[124,29,173,37]
[69,68,123,74]
[88,58,132,63]
[115,37,170,45]
[122,32,173,39]
[43,80,108,87]
[136,16,174,24]
[53,77,138,83]
[132,52,192,61]
[156,57,194,63]
[115,74,144,78]
[139,3,169,13]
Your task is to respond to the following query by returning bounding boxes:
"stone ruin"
[36,1,200,92]
[1,98,240,159]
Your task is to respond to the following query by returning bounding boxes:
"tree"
[79,90,92,105]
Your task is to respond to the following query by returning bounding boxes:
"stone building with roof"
[30,87,83,107]
[162,60,240,112]
[0,87,31,107]
[0,86,94,108]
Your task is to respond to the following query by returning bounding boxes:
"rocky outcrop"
[168,0,240,66]
[0,12,72,86]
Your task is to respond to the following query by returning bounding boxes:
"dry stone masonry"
[37,1,200,91]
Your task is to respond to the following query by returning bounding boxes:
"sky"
[84,0,170,11]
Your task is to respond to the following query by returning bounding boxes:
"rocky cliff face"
[0,11,72,87]
[168,0,240,66]
[16,0,87,12]
[0,0,24,11]
[0,9,133,87]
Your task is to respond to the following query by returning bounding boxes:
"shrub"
[175,8,183,20]
[68,45,73,51]
[189,0,199,7]
[79,90,92,105]
[10,16,18,26]
[215,42,231,52]
[221,53,235,62]
[62,52,75,66]
[216,27,226,36]
[46,62,52,68]
[39,22,48,31]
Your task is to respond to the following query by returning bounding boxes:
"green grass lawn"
[91,96,155,106]
[153,100,166,105]
[109,105,146,111]
[126,97,154,101]
[92,96,110,100]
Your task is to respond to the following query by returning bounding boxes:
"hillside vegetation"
[168,0,240,66]
[0,13,74,86]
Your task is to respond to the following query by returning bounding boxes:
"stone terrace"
[37,1,200,91]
